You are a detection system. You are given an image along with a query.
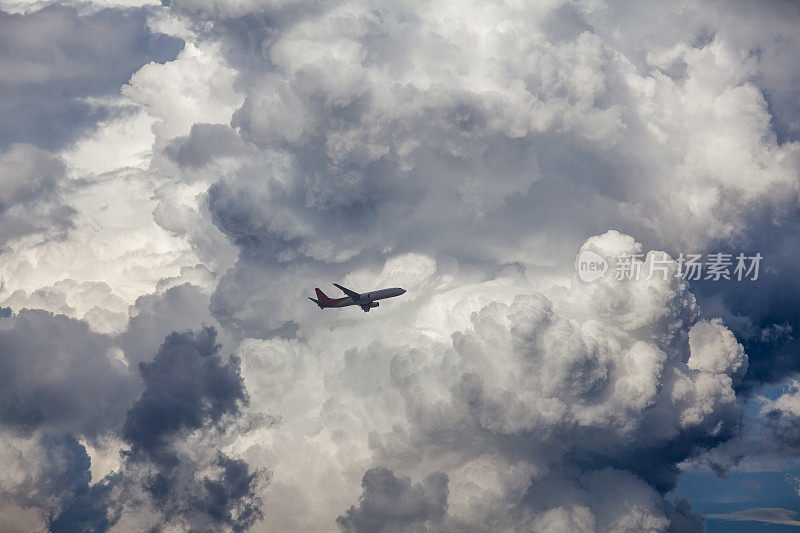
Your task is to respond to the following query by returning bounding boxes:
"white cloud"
[122,41,243,141]
[0,168,198,307]
[2,0,799,530]
[707,507,800,527]
[231,232,741,530]
[63,108,156,176]
[688,317,748,382]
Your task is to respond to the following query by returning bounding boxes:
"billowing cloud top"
[0,0,798,532]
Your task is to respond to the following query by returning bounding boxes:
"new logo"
[577,250,608,282]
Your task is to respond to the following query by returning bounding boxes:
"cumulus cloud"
[153,1,798,522]
[760,381,800,455]
[232,232,744,530]
[150,0,799,359]
[0,165,206,316]
[688,318,747,383]
[2,279,129,334]
[0,3,182,150]
[121,39,242,142]
[0,3,224,321]
[2,0,799,530]
[196,1,797,254]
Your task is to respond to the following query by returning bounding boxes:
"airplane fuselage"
[328,287,405,308]
[309,284,406,312]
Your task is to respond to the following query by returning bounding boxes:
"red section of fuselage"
[314,288,348,307]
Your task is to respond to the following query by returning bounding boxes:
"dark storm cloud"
[135,451,264,532]
[27,327,264,531]
[117,326,265,531]
[0,431,117,532]
[31,434,92,512]
[690,209,800,391]
[1,326,266,532]
[50,469,120,533]
[0,309,138,437]
[0,4,183,150]
[336,467,448,533]
[122,326,245,459]
[198,454,264,531]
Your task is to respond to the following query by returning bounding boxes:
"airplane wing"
[334,283,361,300]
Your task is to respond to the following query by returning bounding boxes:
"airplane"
[309,283,406,312]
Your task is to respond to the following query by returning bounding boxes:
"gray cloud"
[147,2,800,527]
[518,469,705,532]
[229,233,746,530]
[0,309,264,531]
[116,326,265,531]
[2,279,129,334]
[2,0,799,530]
[200,454,265,531]
[0,432,116,533]
[336,467,448,533]
[164,123,248,170]
[0,4,183,150]
[692,235,800,391]
[0,143,62,209]
[760,381,800,455]
[125,450,265,532]
[0,309,138,437]
[161,0,800,354]
[50,467,120,533]
[118,282,216,366]
[0,143,74,244]
[122,326,245,458]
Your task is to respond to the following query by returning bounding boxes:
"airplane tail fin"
[314,288,333,306]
